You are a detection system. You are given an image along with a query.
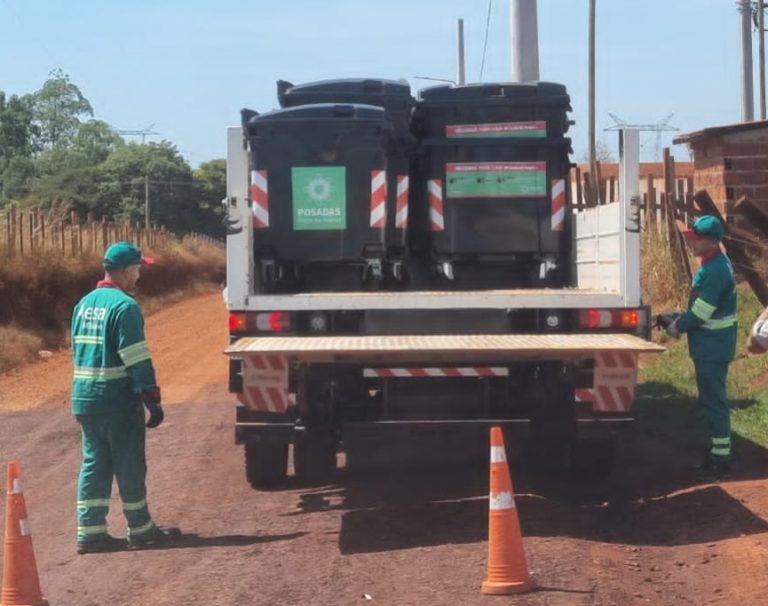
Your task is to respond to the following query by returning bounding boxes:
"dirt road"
[2,292,768,605]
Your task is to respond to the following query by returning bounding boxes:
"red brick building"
[674,121,768,216]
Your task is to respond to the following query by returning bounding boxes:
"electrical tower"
[111,123,159,144]
[606,113,678,160]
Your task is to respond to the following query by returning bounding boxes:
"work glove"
[655,310,683,339]
[141,387,164,428]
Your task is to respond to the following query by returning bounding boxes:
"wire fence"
[0,206,222,258]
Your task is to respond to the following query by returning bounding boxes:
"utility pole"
[509,0,540,82]
[457,18,466,85]
[739,0,755,121]
[588,0,597,199]
[759,0,766,119]
[144,173,150,230]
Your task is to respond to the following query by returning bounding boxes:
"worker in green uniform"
[71,241,180,553]
[664,215,737,478]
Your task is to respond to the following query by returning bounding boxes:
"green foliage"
[1,71,223,238]
[0,92,37,202]
[31,69,93,150]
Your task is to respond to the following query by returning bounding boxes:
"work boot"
[694,457,732,480]
[127,525,182,550]
[77,534,126,555]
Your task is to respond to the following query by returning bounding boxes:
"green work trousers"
[693,359,731,463]
[76,405,157,542]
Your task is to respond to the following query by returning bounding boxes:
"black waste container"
[413,82,574,289]
[242,103,393,292]
[278,79,416,263]
[413,81,572,139]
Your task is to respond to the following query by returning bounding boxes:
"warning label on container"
[446,121,546,138]
[445,162,547,198]
[291,167,347,230]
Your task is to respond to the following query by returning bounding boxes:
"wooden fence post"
[694,189,768,305]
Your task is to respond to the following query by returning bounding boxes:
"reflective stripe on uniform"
[702,315,737,330]
[77,498,110,508]
[73,366,128,381]
[73,335,104,345]
[691,297,717,321]
[129,519,156,535]
[118,341,152,367]
[78,524,108,535]
[122,499,148,512]
[711,446,731,456]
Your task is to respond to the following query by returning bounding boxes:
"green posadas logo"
[292,167,347,230]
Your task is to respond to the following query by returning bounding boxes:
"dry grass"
[640,227,689,313]
[0,238,224,374]
[0,326,44,370]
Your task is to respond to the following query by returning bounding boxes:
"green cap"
[683,215,725,242]
[103,241,155,269]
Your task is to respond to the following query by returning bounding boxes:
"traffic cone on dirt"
[1,461,48,606]
[481,427,534,596]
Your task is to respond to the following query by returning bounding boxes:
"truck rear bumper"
[235,415,635,445]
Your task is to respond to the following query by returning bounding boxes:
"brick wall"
[691,134,768,216]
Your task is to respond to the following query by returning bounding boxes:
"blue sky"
[0,0,751,165]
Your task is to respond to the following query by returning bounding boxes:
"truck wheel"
[244,442,288,489]
[293,435,337,484]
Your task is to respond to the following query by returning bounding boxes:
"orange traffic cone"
[481,427,534,596]
[1,462,48,606]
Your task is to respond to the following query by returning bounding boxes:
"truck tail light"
[578,309,640,329]
[229,311,292,334]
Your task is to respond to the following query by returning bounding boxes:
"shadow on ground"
[283,380,768,555]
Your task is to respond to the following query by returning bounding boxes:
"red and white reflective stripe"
[370,170,387,228]
[239,355,291,413]
[395,175,409,229]
[587,351,639,412]
[428,179,444,231]
[551,178,565,232]
[250,170,269,229]
[364,367,508,378]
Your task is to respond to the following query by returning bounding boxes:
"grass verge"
[637,227,768,453]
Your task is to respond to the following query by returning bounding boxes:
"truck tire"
[293,435,337,484]
[244,442,289,489]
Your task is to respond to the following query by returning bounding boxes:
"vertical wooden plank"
[18,212,25,256]
[39,211,46,251]
[9,206,17,256]
[28,210,35,253]
[595,161,604,205]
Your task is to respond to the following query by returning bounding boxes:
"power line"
[479,0,493,80]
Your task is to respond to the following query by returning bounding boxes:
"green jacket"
[71,281,157,415]
[678,251,738,363]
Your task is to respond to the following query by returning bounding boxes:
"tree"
[579,140,615,164]
[0,91,37,203]
[31,69,93,150]
[193,159,226,235]
[35,120,124,176]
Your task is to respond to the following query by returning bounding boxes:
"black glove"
[141,387,164,428]
[655,310,684,330]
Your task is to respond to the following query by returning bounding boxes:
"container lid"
[419,81,570,105]
[242,103,390,127]
[278,78,413,107]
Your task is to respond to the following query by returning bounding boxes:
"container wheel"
[244,442,289,489]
